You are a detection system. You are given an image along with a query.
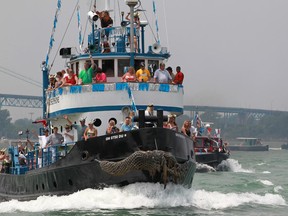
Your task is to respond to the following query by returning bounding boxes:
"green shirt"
[79,67,93,84]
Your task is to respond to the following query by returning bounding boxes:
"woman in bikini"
[121,66,136,82]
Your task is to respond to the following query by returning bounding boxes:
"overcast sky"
[1,0,288,121]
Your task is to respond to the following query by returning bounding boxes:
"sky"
[1,0,288,121]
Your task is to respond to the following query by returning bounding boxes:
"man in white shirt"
[153,63,172,83]
[63,124,74,143]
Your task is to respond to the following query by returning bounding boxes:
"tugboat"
[194,136,230,171]
[0,0,196,201]
[227,137,269,151]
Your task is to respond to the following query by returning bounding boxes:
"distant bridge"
[0,94,42,109]
[0,94,287,118]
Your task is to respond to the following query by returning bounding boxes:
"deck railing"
[6,142,75,175]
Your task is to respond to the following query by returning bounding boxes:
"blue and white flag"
[152,0,160,44]
[45,0,62,68]
[127,85,137,114]
[77,5,83,52]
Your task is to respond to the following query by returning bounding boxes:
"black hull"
[0,128,196,201]
[227,145,269,151]
[195,152,230,169]
[281,144,288,150]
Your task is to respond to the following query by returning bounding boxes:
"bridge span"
[1,94,287,118]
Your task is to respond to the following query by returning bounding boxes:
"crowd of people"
[48,62,184,91]
[0,104,199,172]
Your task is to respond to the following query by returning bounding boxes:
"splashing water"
[0,182,285,213]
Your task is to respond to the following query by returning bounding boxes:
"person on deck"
[120,116,133,132]
[121,66,136,82]
[106,118,120,134]
[173,66,184,84]
[79,55,97,84]
[153,63,172,83]
[166,66,175,81]
[93,67,107,83]
[64,115,87,141]
[46,127,64,163]
[84,121,98,141]
[62,68,78,86]
[136,62,151,82]
[181,120,192,137]
[125,12,140,53]
[167,114,178,132]
[54,71,64,88]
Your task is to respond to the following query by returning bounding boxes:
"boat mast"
[125,0,138,67]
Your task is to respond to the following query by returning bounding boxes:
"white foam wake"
[0,183,285,213]
[219,158,254,173]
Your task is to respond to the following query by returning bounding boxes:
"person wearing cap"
[153,63,172,83]
[48,74,56,90]
[64,115,87,141]
[173,66,184,85]
[136,62,151,82]
[106,118,119,135]
[84,121,98,141]
[63,124,74,143]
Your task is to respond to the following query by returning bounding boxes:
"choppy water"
[0,149,287,216]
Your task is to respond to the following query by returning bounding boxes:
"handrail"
[7,142,76,175]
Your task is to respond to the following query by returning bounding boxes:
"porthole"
[68,179,73,186]
[81,151,89,161]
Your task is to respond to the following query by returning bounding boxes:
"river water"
[0,149,287,216]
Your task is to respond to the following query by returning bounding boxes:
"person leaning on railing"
[136,62,151,82]
[153,63,172,84]
[62,68,79,86]
[121,66,136,82]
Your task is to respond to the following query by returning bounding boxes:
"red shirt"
[95,72,107,83]
[65,74,77,85]
[173,71,184,84]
